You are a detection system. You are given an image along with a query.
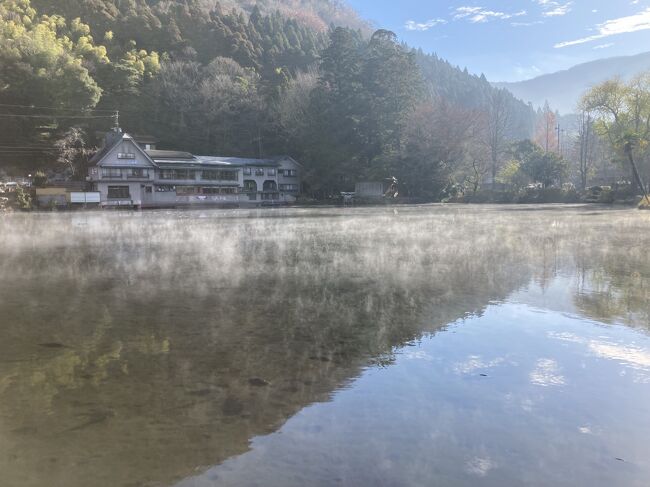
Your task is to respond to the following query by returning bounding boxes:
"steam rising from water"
[0,204,649,487]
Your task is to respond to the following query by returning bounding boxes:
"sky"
[346,0,650,82]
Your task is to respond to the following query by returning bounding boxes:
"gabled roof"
[89,131,123,164]
[91,132,157,167]
[91,131,303,169]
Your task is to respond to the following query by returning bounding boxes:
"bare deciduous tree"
[486,89,512,189]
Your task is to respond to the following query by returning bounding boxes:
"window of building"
[243,167,252,176]
[201,170,238,181]
[155,185,175,192]
[282,169,298,177]
[107,186,130,199]
[243,180,257,192]
[263,180,278,192]
[159,169,195,180]
[203,187,238,194]
[280,184,299,192]
[255,168,265,176]
[261,193,279,200]
[267,168,276,176]
[102,168,122,178]
[117,153,135,159]
[201,171,218,181]
[128,168,148,178]
[176,186,199,196]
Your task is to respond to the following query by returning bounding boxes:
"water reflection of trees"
[0,206,647,486]
[572,236,650,328]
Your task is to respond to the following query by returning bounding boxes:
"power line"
[0,150,56,153]
[0,145,58,149]
[0,114,115,119]
[0,103,116,113]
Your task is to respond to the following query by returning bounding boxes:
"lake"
[0,204,649,487]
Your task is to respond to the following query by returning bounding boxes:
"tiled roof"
[132,134,158,144]
[195,156,280,167]
[91,131,299,168]
[146,150,194,160]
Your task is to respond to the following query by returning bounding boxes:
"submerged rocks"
[38,342,67,349]
[222,397,244,416]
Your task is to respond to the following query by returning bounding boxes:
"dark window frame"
[107,186,130,199]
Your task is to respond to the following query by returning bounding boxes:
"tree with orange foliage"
[534,101,558,153]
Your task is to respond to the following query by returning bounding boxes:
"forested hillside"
[416,51,534,141]
[0,0,536,199]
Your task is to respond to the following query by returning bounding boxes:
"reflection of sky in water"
[1,206,650,487]
[179,299,650,487]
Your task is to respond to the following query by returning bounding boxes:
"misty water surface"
[0,204,649,487]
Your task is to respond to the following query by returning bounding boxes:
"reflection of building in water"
[0,212,534,487]
[2,206,649,486]
[87,129,303,208]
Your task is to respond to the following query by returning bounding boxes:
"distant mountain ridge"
[494,51,650,114]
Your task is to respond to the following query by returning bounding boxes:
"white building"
[88,130,302,208]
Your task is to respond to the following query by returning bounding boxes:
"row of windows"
[279,184,299,192]
[159,169,194,180]
[241,168,298,177]
[103,168,150,178]
[200,170,238,181]
[102,168,296,180]
[108,185,238,199]
[176,186,238,195]
[159,169,239,181]
[104,168,237,180]
[243,168,275,176]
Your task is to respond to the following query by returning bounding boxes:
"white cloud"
[453,355,506,374]
[465,457,496,477]
[512,20,544,27]
[404,18,447,31]
[543,3,573,17]
[530,358,566,387]
[555,7,650,48]
[534,1,573,17]
[454,6,527,23]
[593,42,614,49]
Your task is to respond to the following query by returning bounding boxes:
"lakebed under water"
[0,204,649,487]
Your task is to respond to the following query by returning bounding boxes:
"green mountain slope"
[1,0,535,199]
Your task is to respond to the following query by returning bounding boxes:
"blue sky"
[346,0,650,82]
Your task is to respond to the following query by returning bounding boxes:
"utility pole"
[114,110,120,131]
